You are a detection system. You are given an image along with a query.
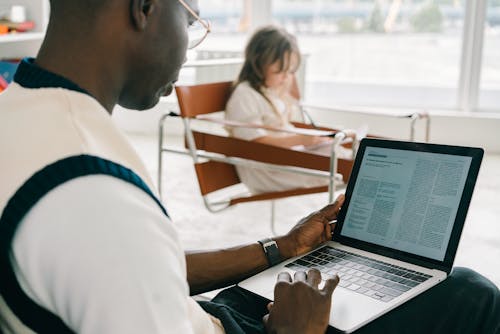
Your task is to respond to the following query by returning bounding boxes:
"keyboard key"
[359,265,370,272]
[358,287,369,294]
[393,277,406,283]
[381,295,395,302]
[363,289,377,297]
[392,283,411,292]
[357,279,367,286]
[323,273,337,280]
[323,262,335,269]
[349,277,361,284]
[363,281,375,288]
[383,280,396,288]
[347,284,361,291]
[405,280,419,288]
[338,280,351,288]
[413,275,429,282]
[327,269,338,275]
[379,287,402,297]
[296,259,310,267]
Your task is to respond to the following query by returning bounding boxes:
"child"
[225,25,334,194]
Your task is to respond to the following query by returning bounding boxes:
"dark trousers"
[202,267,500,334]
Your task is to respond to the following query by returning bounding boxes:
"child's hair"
[236,25,301,93]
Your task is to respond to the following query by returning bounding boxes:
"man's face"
[119,0,197,110]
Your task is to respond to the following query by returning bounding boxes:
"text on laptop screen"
[340,147,472,261]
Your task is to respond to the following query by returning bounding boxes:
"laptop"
[239,138,483,333]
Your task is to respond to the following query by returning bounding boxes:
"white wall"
[307,106,500,153]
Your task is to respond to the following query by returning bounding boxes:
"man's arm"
[186,195,344,295]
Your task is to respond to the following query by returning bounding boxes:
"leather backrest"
[175,81,233,118]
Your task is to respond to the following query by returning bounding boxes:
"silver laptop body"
[239,138,483,333]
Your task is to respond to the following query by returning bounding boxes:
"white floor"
[126,133,500,287]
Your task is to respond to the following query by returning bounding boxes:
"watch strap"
[258,238,282,266]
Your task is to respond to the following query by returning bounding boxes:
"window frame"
[250,0,495,113]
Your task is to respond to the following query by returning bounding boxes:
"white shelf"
[0,0,49,57]
[0,32,45,43]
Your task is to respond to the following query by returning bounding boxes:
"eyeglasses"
[178,0,211,49]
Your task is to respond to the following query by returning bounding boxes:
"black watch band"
[258,238,282,267]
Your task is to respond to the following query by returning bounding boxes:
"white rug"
[128,133,500,287]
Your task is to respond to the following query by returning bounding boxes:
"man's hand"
[277,195,344,259]
[263,269,339,334]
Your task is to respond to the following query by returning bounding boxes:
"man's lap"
[212,267,500,333]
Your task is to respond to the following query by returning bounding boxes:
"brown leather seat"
[158,81,357,233]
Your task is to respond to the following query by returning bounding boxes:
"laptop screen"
[339,145,472,262]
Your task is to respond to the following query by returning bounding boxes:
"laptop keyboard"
[285,246,431,302]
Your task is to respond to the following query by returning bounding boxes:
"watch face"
[264,241,276,248]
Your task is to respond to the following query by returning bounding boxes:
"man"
[0,1,498,333]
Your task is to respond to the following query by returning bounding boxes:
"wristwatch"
[258,238,282,267]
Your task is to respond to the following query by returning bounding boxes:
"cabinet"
[0,0,49,58]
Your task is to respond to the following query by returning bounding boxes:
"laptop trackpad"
[331,286,388,332]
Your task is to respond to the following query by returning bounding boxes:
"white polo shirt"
[0,83,224,334]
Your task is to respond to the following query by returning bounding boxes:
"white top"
[225,81,301,141]
[225,81,328,193]
[0,83,224,334]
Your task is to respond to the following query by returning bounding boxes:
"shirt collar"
[14,58,92,97]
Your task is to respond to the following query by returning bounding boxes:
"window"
[179,0,246,85]
[479,0,500,111]
[198,0,244,34]
[272,0,466,109]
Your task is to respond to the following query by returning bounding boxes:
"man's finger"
[322,275,340,296]
[262,314,269,326]
[324,222,332,241]
[267,302,274,312]
[307,268,322,287]
[319,195,345,220]
[277,272,292,283]
[294,270,307,282]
